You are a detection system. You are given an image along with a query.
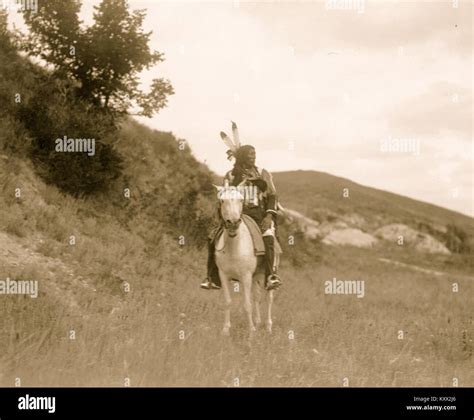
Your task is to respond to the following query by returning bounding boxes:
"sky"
[6,0,473,216]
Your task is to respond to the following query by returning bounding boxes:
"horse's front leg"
[266,289,274,333]
[242,272,256,335]
[219,270,232,336]
[266,252,278,333]
[253,273,264,328]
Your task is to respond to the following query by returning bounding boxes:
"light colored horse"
[214,183,277,336]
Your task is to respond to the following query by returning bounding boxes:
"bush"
[0,116,32,155]
[37,141,122,196]
[445,224,471,254]
[17,76,123,196]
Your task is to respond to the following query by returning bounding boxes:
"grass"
[0,151,472,388]
[0,241,472,387]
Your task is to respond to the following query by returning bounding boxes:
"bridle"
[224,218,242,238]
[218,180,246,240]
[215,216,242,252]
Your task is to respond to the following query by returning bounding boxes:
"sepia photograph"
[0,0,472,416]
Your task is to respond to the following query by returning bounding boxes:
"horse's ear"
[213,184,224,200]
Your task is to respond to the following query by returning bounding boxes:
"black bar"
[0,388,472,419]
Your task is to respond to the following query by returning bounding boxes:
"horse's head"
[215,180,245,237]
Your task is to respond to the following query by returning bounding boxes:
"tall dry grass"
[1,240,472,387]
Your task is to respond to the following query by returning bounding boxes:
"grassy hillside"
[273,170,474,258]
[0,22,472,387]
[273,170,473,234]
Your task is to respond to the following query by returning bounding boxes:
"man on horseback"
[200,122,282,291]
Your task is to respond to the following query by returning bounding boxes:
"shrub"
[17,76,123,196]
[445,224,471,254]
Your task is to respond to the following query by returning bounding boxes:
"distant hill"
[273,170,472,231]
[272,170,473,253]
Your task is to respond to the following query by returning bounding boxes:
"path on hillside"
[378,257,473,280]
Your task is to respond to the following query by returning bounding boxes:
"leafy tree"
[22,0,81,77]
[22,0,173,117]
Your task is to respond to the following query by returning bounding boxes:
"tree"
[22,0,173,117]
[22,0,82,78]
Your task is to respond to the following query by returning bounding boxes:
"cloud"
[387,82,472,139]
[242,1,472,54]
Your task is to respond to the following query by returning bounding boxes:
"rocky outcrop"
[340,213,367,229]
[374,223,450,254]
[282,208,321,239]
[282,209,451,254]
[374,223,421,243]
[322,228,378,248]
[415,235,450,255]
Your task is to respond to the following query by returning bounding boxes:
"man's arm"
[260,168,278,218]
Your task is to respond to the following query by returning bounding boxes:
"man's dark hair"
[230,145,268,192]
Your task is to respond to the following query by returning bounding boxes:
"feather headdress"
[220,121,242,160]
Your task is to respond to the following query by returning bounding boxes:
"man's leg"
[207,237,221,287]
[262,222,282,290]
[200,235,221,290]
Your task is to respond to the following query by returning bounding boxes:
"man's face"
[244,148,256,167]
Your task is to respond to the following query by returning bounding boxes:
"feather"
[231,121,241,148]
[220,131,237,151]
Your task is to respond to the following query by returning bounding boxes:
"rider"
[200,144,282,291]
